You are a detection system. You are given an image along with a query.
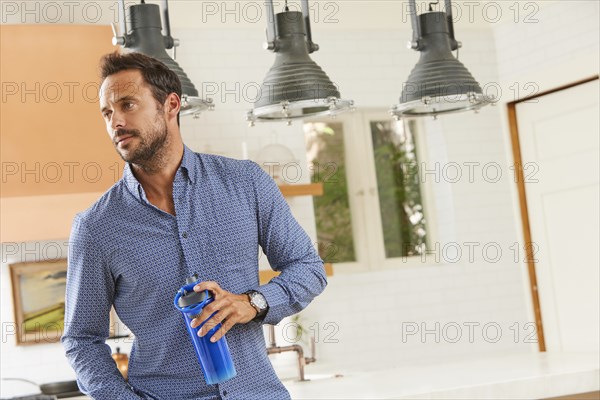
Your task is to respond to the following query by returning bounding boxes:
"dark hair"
[99,52,182,124]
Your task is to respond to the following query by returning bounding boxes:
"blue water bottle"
[173,274,237,384]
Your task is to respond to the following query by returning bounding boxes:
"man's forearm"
[62,334,143,400]
[259,259,327,325]
[64,216,141,398]
[251,160,328,324]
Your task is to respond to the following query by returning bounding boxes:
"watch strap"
[244,290,268,321]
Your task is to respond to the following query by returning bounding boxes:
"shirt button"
[182,232,188,238]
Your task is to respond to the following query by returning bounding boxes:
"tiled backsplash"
[283,263,534,373]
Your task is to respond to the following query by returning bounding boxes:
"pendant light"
[391,0,493,119]
[112,0,212,118]
[247,0,353,125]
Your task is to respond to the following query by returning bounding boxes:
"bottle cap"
[178,274,211,308]
[186,274,200,284]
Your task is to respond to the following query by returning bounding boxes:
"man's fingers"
[209,318,236,343]
[187,288,253,338]
[193,296,234,331]
[200,311,239,339]
[193,280,222,295]
[193,296,231,327]
[198,309,229,336]
[190,309,221,330]
[196,299,245,337]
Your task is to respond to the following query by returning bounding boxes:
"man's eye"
[124,102,134,109]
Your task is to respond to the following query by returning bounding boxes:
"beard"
[115,113,169,170]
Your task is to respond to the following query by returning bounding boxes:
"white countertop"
[283,352,600,399]
[27,352,600,400]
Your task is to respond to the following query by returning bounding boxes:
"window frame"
[304,108,439,273]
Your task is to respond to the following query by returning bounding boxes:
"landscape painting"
[9,260,67,345]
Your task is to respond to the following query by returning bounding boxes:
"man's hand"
[189,281,258,342]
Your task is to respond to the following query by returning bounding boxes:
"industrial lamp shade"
[391,0,493,118]
[248,2,353,124]
[113,1,212,117]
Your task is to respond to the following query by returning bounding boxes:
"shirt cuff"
[257,280,289,326]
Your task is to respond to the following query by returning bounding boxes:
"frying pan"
[2,378,82,399]
[39,381,82,398]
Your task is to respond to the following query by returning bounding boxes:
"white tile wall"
[493,0,599,95]
[3,0,599,393]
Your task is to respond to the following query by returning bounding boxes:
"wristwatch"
[245,290,268,321]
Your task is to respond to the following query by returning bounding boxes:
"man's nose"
[110,110,125,131]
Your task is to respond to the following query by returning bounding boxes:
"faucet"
[266,324,316,381]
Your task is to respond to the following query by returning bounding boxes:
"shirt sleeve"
[61,214,144,400]
[249,162,328,325]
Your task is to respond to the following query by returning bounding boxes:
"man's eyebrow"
[100,95,138,112]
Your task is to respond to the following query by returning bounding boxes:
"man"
[62,52,326,400]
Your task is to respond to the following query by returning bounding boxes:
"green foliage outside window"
[305,122,356,263]
[371,120,427,258]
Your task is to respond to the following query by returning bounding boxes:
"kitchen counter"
[283,352,599,399]
[36,352,600,399]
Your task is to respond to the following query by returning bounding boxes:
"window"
[370,119,427,258]
[304,110,431,271]
[304,121,356,264]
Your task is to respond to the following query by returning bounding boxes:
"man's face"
[99,70,168,164]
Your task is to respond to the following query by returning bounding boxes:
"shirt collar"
[179,144,197,184]
[122,145,198,200]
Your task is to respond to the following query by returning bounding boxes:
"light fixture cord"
[428,0,439,12]
[284,0,289,12]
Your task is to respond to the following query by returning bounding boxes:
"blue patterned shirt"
[62,145,327,400]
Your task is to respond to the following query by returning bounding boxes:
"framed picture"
[9,259,68,345]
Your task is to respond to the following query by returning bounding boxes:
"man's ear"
[165,93,181,120]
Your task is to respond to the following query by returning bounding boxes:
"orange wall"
[1,25,124,242]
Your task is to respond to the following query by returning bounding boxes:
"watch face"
[252,292,267,310]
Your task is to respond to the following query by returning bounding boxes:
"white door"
[516,79,599,352]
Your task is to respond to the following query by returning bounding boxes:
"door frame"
[506,75,599,352]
